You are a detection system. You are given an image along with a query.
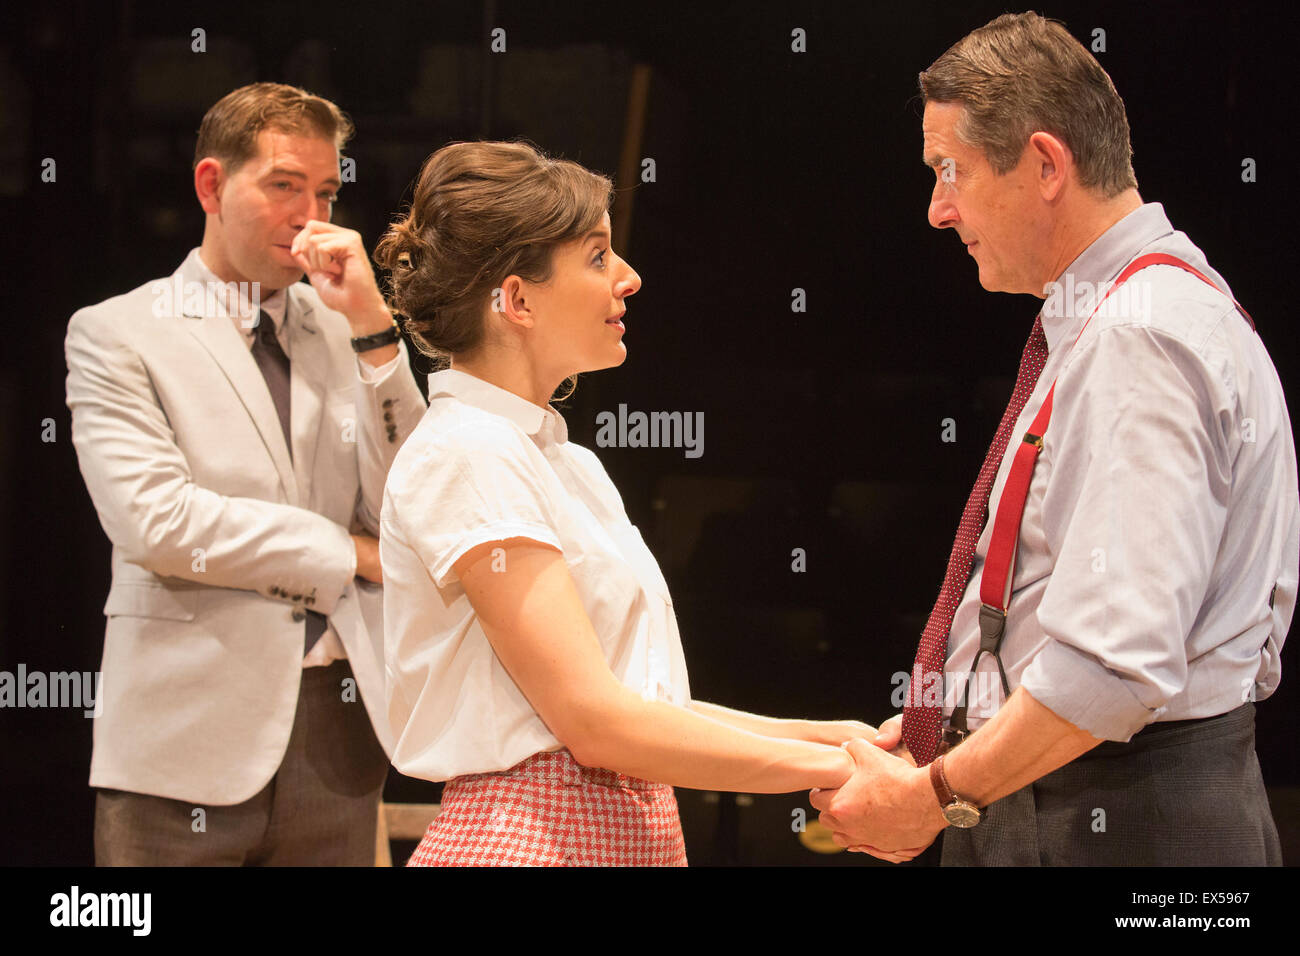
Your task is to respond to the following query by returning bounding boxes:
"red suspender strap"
[1131,254,1255,330]
[979,383,1056,611]
[977,253,1254,615]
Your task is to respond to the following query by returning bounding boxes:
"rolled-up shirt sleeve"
[1020,321,1235,741]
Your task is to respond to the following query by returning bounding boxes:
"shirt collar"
[1039,202,1175,353]
[188,247,288,335]
[428,367,570,447]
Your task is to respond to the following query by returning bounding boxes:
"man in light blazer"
[64,83,426,864]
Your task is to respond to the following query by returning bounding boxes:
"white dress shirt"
[943,203,1298,741]
[381,368,691,781]
[192,249,403,667]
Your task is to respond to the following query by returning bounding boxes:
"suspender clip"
[1023,431,1044,450]
[977,603,1007,653]
[939,725,969,755]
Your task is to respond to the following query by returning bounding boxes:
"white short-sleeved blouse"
[380,368,692,781]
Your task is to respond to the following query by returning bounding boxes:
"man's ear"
[1027,131,1071,201]
[497,274,535,329]
[195,157,225,214]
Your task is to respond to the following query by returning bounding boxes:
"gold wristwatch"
[930,754,981,828]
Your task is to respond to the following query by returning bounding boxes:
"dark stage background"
[2,0,1297,867]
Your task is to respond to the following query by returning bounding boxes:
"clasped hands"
[809,714,949,863]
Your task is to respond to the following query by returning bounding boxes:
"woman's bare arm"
[454,538,853,793]
[688,701,878,748]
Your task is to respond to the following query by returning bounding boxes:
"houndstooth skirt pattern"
[407,750,688,866]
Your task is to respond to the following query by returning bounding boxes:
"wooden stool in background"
[374,801,441,867]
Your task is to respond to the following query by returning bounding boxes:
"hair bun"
[375,140,613,361]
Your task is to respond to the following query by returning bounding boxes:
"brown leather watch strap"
[929,753,956,808]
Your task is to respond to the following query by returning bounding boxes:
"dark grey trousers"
[941,703,1282,866]
[94,659,389,866]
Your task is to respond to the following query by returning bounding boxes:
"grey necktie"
[250,311,292,460]
[249,309,328,655]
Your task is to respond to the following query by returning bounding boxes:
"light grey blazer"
[65,250,426,805]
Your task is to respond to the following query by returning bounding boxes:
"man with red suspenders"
[811,12,1295,864]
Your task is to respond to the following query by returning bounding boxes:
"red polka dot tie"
[901,315,1049,766]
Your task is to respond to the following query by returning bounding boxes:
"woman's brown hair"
[375,141,614,379]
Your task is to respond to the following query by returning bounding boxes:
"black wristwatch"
[351,323,401,353]
[930,754,982,828]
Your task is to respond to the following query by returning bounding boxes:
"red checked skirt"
[407,750,687,866]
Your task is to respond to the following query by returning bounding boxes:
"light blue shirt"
[943,203,1298,741]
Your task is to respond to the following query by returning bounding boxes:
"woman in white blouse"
[375,141,880,866]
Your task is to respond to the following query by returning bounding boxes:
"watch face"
[944,802,981,828]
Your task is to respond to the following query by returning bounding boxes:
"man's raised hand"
[290,221,391,334]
